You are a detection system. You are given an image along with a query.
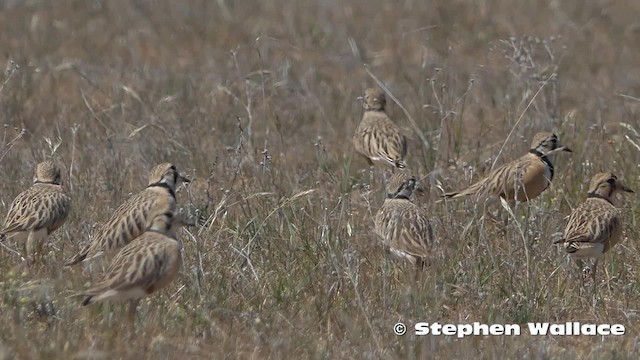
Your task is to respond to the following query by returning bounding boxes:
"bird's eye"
[607,178,616,185]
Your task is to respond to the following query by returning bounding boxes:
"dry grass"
[1,0,640,358]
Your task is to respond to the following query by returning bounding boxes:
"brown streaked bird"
[375,175,434,268]
[554,172,634,290]
[353,88,407,169]
[0,161,71,266]
[443,132,572,204]
[64,163,189,267]
[74,211,183,321]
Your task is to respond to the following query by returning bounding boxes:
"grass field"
[2,0,640,358]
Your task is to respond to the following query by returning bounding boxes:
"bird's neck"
[587,192,614,205]
[147,181,176,198]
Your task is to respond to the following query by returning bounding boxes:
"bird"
[64,162,189,267]
[443,132,572,205]
[74,211,184,321]
[554,172,634,291]
[0,160,71,266]
[353,88,407,169]
[374,173,434,268]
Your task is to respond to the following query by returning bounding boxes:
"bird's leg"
[591,259,598,295]
[367,165,376,189]
[505,198,521,229]
[480,197,500,225]
[500,208,509,238]
[604,262,613,294]
[25,230,37,267]
[482,209,501,224]
[25,229,48,268]
[15,241,31,274]
[575,259,585,294]
[377,166,385,187]
[412,259,421,283]
[483,206,507,238]
[124,299,140,338]
[415,256,429,270]
[127,298,141,324]
[36,235,46,265]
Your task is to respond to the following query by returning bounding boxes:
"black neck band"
[529,149,545,157]
[529,149,554,181]
[587,192,613,205]
[147,181,176,198]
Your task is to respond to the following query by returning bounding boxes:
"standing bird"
[554,173,634,291]
[74,211,183,321]
[0,161,71,266]
[65,163,189,266]
[443,132,572,205]
[375,173,434,268]
[353,88,407,169]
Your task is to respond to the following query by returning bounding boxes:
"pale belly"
[513,164,552,202]
[569,243,605,259]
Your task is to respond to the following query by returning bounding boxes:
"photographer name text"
[392,322,625,337]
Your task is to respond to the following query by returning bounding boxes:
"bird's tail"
[67,291,94,306]
[81,295,95,306]
[64,252,86,267]
[441,191,460,199]
[442,178,487,200]
[395,160,406,169]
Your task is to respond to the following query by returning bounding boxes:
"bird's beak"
[561,146,572,153]
[179,174,191,184]
[619,182,634,193]
[174,214,196,228]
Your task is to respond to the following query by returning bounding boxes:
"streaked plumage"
[75,211,183,320]
[375,176,433,268]
[554,172,633,289]
[384,171,426,200]
[65,163,189,266]
[0,161,71,265]
[353,88,407,169]
[443,132,572,204]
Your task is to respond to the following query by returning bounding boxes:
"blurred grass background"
[1,0,640,358]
